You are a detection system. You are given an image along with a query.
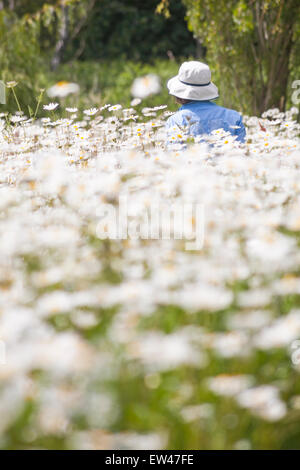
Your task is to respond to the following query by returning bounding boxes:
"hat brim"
[167,75,219,101]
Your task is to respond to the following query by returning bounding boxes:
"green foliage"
[0,9,47,110]
[160,0,300,114]
[1,57,182,115]
[0,1,191,115]
[69,0,195,62]
[48,59,181,111]
[183,0,300,114]
[2,0,300,116]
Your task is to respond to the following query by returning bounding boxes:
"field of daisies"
[1,96,300,450]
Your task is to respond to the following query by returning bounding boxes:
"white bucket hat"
[167,61,218,101]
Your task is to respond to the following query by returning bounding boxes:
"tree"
[157,0,300,115]
[0,0,98,69]
[50,0,97,69]
[70,0,195,62]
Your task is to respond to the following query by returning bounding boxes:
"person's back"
[165,61,246,144]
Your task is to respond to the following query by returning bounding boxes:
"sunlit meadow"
[1,79,300,449]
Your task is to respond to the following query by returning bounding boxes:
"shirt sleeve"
[234,115,246,143]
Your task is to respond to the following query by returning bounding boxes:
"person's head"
[167,61,218,102]
[174,97,191,105]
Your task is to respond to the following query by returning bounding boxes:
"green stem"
[11,87,22,113]
[33,89,45,121]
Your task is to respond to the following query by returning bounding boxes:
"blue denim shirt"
[166,100,246,143]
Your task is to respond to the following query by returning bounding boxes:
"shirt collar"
[180,100,214,110]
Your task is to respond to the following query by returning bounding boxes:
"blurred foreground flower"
[237,385,287,422]
[47,81,80,98]
[131,74,161,99]
[0,104,300,449]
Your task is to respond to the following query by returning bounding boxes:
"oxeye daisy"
[47,81,79,98]
[43,103,59,111]
[10,115,26,123]
[100,104,111,111]
[130,98,142,106]
[6,81,18,88]
[152,105,168,111]
[131,74,161,99]
[108,104,122,112]
[83,107,98,116]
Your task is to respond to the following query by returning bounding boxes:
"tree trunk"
[262,46,291,113]
[51,4,69,71]
[195,37,207,60]
[251,0,297,114]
